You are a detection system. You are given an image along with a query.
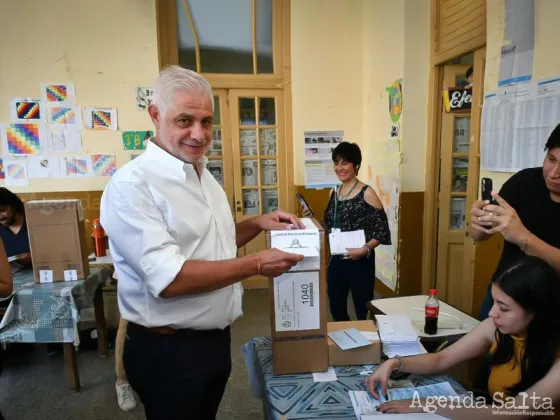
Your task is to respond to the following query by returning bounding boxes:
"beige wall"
[292,0,430,192]
[0,0,159,193]
[482,0,560,191]
[291,0,364,186]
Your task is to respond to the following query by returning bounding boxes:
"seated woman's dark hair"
[331,142,362,173]
[0,187,25,215]
[490,256,560,395]
[545,122,560,151]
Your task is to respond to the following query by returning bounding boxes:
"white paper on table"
[362,414,448,419]
[3,157,29,187]
[26,156,62,178]
[359,331,380,341]
[312,366,337,383]
[329,229,366,255]
[273,271,320,332]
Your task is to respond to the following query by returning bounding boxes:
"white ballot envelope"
[270,218,320,271]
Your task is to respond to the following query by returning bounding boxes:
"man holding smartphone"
[470,123,560,320]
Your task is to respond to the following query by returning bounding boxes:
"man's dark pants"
[124,322,231,420]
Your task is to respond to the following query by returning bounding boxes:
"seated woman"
[303,142,391,321]
[0,238,13,420]
[366,255,560,418]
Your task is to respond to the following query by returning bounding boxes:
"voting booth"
[266,218,329,375]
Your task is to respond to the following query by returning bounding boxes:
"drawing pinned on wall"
[3,158,29,187]
[386,79,403,123]
[0,158,4,180]
[9,98,43,123]
[25,156,62,179]
[91,154,117,176]
[49,130,82,153]
[122,130,152,150]
[84,107,118,130]
[1,123,47,155]
[390,123,400,139]
[41,83,76,106]
[136,87,154,111]
[46,106,82,130]
[61,156,93,177]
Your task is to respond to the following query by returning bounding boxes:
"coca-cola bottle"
[424,289,439,335]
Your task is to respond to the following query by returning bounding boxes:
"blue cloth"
[242,336,469,420]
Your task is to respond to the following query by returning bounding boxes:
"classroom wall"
[0,0,160,193]
[482,0,560,192]
[290,0,364,186]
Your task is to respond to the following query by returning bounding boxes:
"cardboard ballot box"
[25,199,90,283]
[327,320,381,366]
[266,218,328,375]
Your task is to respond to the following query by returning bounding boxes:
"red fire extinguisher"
[92,218,107,257]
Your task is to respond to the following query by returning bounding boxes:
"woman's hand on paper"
[345,247,367,260]
[365,359,396,399]
[16,253,32,265]
[377,399,425,414]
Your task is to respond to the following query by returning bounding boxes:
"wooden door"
[436,65,472,310]
[229,89,285,289]
[207,89,235,217]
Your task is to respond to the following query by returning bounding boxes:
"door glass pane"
[178,0,253,74]
[175,0,197,71]
[243,189,260,215]
[258,98,276,125]
[207,160,224,187]
[240,129,257,155]
[450,197,466,230]
[262,189,278,213]
[261,159,277,185]
[213,96,221,125]
[242,160,258,186]
[452,158,468,192]
[208,129,222,156]
[239,98,256,126]
[453,117,470,153]
[256,0,273,73]
[260,128,276,155]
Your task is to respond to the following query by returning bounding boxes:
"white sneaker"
[116,381,137,411]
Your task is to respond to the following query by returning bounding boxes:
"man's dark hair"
[466,67,473,80]
[331,142,362,173]
[0,188,25,214]
[545,123,560,151]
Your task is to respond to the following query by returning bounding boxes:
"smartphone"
[296,194,314,217]
[481,177,497,204]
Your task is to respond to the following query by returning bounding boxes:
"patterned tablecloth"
[0,267,112,346]
[242,336,469,420]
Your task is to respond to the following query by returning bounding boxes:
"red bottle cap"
[429,289,437,296]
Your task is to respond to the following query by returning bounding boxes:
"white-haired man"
[100,65,304,420]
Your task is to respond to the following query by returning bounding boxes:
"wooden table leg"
[63,343,80,392]
[93,287,108,357]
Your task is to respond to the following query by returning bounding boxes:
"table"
[0,266,113,391]
[242,336,469,420]
[88,249,113,266]
[367,295,479,350]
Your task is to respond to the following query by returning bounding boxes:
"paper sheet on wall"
[498,0,535,86]
[26,156,62,178]
[46,106,82,130]
[1,122,49,155]
[83,107,118,130]
[50,130,83,153]
[3,157,29,186]
[41,83,76,107]
[273,271,320,332]
[304,130,344,188]
[60,156,93,177]
[369,140,400,291]
[9,98,43,123]
[481,75,560,172]
[136,87,154,111]
[0,158,4,180]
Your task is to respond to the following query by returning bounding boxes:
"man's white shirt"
[100,140,243,330]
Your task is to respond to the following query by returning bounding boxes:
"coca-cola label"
[426,306,439,317]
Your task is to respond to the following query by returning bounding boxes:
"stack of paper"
[376,315,427,357]
[328,328,372,350]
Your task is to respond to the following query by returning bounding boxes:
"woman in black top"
[322,142,391,321]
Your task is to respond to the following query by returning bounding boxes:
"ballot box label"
[39,270,53,283]
[64,270,78,281]
[274,271,320,332]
